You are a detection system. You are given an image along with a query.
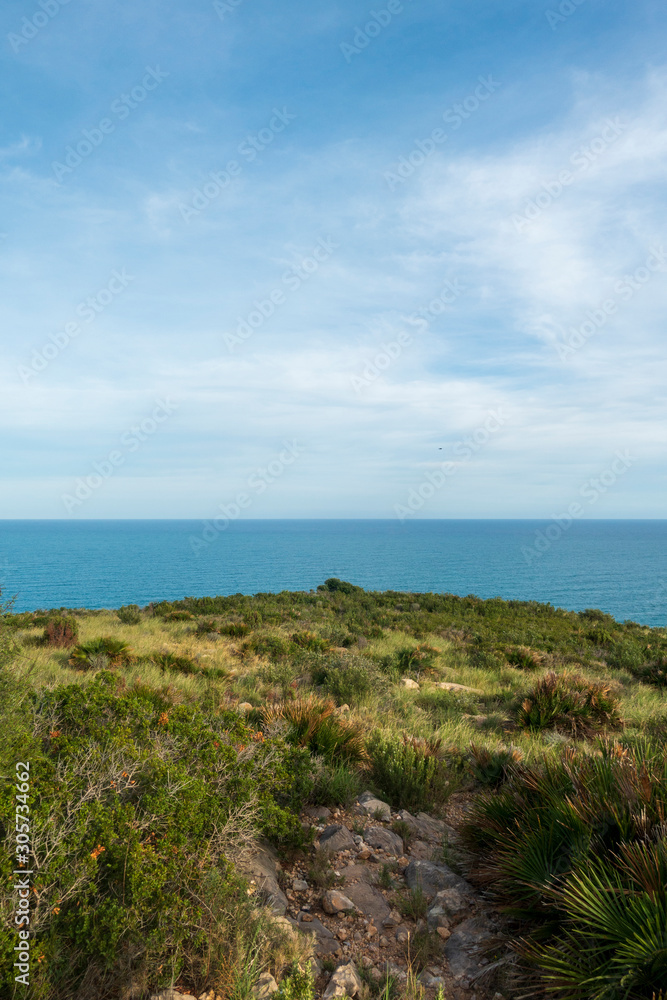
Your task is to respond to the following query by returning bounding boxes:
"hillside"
[1,581,666,1000]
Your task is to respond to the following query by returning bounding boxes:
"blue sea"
[0,520,665,627]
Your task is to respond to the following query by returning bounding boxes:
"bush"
[290,630,330,653]
[151,652,201,675]
[464,739,667,997]
[117,604,142,625]
[395,644,439,676]
[468,744,523,787]
[506,646,543,670]
[318,578,362,595]
[367,733,458,811]
[311,763,362,806]
[261,695,369,766]
[517,671,621,736]
[42,615,79,647]
[314,654,380,706]
[629,656,667,688]
[0,672,314,997]
[68,637,133,669]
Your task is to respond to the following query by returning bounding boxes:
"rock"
[363,825,403,856]
[382,909,401,927]
[345,882,391,925]
[292,879,308,892]
[395,926,411,944]
[408,840,433,860]
[322,889,356,914]
[427,886,473,926]
[405,859,475,901]
[297,914,335,938]
[243,843,289,915]
[436,926,451,940]
[443,917,499,979]
[437,682,482,694]
[323,961,363,999]
[419,972,444,987]
[309,957,323,978]
[356,846,371,860]
[237,702,253,712]
[463,713,489,728]
[383,961,407,982]
[357,791,391,820]
[304,805,332,821]
[150,992,196,1000]
[254,972,278,998]
[319,824,356,852]
[401,677,420,690]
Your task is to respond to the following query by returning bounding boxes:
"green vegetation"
[1,583,666,999]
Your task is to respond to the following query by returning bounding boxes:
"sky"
[1,0,666,520]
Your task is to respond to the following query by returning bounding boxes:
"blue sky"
[1,0,666,519]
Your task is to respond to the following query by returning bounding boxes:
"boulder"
[408,840,433,860]
[303,805,332,821]
[323,962,363,999]
[405,859,475,901]
[437,682,482,694]
[322,889,356,914]
[427,886,472,927]
[254,973,278,999]
[243,843,288,915]
[401,677,420,690]
[318,824,356,852]
[443,916,499,979]
[345,882,391,925]
[363,825,403,856]
[356,791,391,820]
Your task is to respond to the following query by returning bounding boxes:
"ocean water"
[0,519,665,626]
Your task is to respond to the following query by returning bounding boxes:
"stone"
[242,843,289,915]
[437,682,483,694]
[237,702,253,712]
[356,846,371,860]
[304,805,332,821]
[319,824,356,853]
[322,889,356,914]
[419,972,444,987]
[382,909,401,927]
[309,958,323,977]
[383,961,407,982]
[408,840,433,860]
[357,791,391,820]
[297,914,334,938]
[363,825,404,856]
[322,962,363,999]
[345,881,391,925]
[405,859,475,901]
[443,917,499,979]
[395,926,411,944]
[427,886,473,927]
[401,677,420,689]
[254,972,279,999]
[292,879,308,892]
[150,993,196,1000]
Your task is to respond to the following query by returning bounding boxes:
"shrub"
[247,634,292,659]
[221,622,251,638]
[629,655,667,688]
[465,739,667,997]
[367,733,458,811]
[261,695,369,766]
[517,671,621,736]
[68,637,133,669]
[151,652,201,675]
[311,763,362,806]
[315,654,379,706]
[291,630,330,652]
[506,645,543,670]
[468,744,523,787]
[117,604,142,624]
[275,964,315,1000]
[42,615,79,647]
[318,578,362,595]
[196,619,221,636]
[395,644,439,676]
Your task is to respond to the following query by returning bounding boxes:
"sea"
[0,519,665,627]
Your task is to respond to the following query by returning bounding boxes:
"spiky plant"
[68,637,133,668]
[517,671,621,736]
[261,695,369,766]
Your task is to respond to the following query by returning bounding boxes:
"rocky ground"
[151,791,507,1000]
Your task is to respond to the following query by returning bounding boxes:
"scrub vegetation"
[1,581,666,999]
